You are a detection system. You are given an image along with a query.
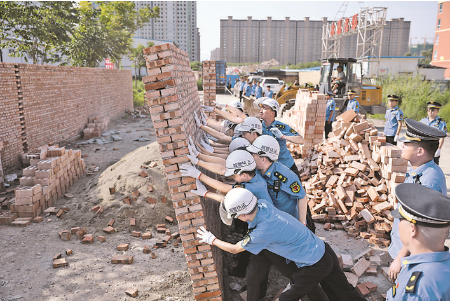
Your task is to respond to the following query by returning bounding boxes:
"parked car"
[260,77,282,94]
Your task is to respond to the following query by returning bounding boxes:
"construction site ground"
[0,92,449,301]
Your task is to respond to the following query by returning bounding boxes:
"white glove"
[201,110,209,124]
[191,179,208,197]
[435,148,441,157]
[200,105,215,113]
[194,112,202,128]
[394,135,399,142]
[214,101,226,109]
[200,140,214,153]
[270,127,284,139]
[187,154,199,165]
[197,226,216,245]
[180,164,202,179]
[206,133,218,142]
[188,140,200,158]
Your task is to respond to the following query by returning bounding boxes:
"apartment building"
[431,1,450,78]
[220,16,410,64]
[134,1,200,62]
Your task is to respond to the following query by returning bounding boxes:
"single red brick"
[97,236,106,242]
[117,243,129,251]
[142,232,152,239]
[82,235,94,244]
[147,197,156,204]
[161,196,167,204]
[130,218,136,226]
[139,171,148,178]
[108,219,115,227]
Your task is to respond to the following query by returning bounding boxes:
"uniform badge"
[273,172,287,183]
[233,184,245,188]
[276,124,285,129]
[289,128,298,135]
[405,271,421,293]
[290,182,301,193]
[241,235,251,247]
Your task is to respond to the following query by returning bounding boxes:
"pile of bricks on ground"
[202,61,217,120]
[0,144,86,225]
[0,141,4,192]
[339,248,391,299]
[290,109,408,247]
[143,43,223,300]
[126,106,150,116]
[83,114,110,139]
[282,89,327,158]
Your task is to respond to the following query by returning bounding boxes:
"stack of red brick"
[282,89,327,158]
[202,62,217,119]
[5,145,86,221]
[83,114,110,139]
[143,43,222,301]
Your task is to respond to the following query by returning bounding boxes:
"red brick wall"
[0,63,133,171]
[144,44,223,301]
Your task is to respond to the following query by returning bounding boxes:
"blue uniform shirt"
[264,90,273,98]
[325,98,336,121]
[386,251,450,301]
[245,84,252,97]
[384,106,404,136]
[262,120,298,168]
[255,86,263,98]
[259,162,306,219]
[240,81,246,92]
[346,98,360,114]
[241,201,325,268]
[388,159,447,259]
[233,173,273,205]
[251,84,257,96]
[420,116,447,133]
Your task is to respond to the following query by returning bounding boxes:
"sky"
[197,1,440,60]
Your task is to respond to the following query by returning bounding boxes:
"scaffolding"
[322,6,387,81]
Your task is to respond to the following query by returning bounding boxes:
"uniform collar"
[408,159,435,175]
[430,116,440,122]
[248,203,266,228]
[401,249,450,267]
[262,119,277,128]
[248,174,260,184]
[390,106,399,111]
[263,162,277,178]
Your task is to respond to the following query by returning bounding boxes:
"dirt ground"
[0,100,394,301]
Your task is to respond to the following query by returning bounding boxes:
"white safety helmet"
[228,137,251,153]
[221,119,236,130]
[253,97,268,110]
[220,188,258,225]
[228,100,244,111]
[233,125,241,137]
[235,117,263,134]
[259,98,280,116]
[246,135,280,161]
[224,150,256,177]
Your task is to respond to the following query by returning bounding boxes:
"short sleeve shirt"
[384,106,404,136]
[325,98,336,121]
[264,90,273,98]
[346,98,360,114]
[386,251,450,301]
[241,202,325,268]
[259,162,306,219]
[420,116,447,133]
[233,173,273,205]
[255,86,263,99]
[261,120,298,168]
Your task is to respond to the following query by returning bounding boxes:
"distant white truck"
[260,77,282,95]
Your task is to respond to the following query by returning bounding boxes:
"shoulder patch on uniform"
[290,181,301,193]
[289,128,298,135]
[233,183,245,188]
[275,123,285,129]
[405,271,422,294]
[273,171,287,183]
[241,235,251,247]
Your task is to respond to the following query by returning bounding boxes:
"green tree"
[404,52,412,56]
[190,61,201,71]
[65,1,159,67]
[419,49,433,64]
[129,41,154,89]
[0,1,79,64]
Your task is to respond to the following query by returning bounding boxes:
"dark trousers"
[247,250,328,301]
[280,243,365,301]
[386,136,396,145]
[324,121,332,139]
[289,163,315,234]
[239,90,244,102]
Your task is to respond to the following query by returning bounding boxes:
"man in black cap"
[420,101,447,164]
[388,118,448,281]
[386,183,450,301]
